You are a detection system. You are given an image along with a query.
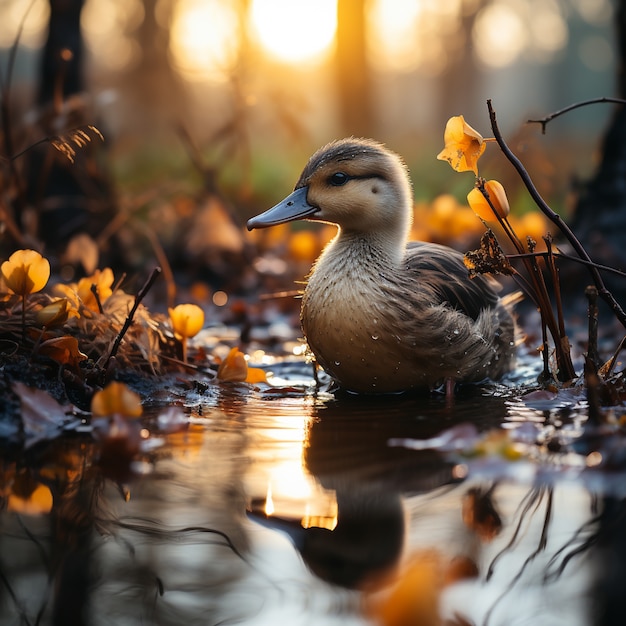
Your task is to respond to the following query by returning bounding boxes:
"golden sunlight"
[249,0,337,65]
[82,0,143,72]
[169,0,240,82]
[367,0,463,74]
[367,0,423,72]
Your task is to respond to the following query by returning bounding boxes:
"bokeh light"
[574,0,612,25]
[249,0,337,65]
[0,0,49,48]
[579,34,613,71]
[82,0,143,72]
[169,0,240,83]
[473,3,527,68]
[367,0,464,75]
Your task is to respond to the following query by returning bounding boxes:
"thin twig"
[102,267,162,374]
[545,235,567,340]
[528,97,626,133]
[90,284,104,315]
[585,285,600,370]
[508,251,626,279]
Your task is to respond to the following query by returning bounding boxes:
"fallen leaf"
[91,381,143,418]
[217,347,248,382]
[246,366,267,384]
[38,336,88,369]
[13,381,75,448]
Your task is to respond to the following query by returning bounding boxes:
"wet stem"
[181,337,188,364]
[478,179,576,382]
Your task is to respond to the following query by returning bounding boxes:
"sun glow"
[169,0,240,82]
[249,0,337,64]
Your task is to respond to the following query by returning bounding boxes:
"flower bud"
[468,180,510,220]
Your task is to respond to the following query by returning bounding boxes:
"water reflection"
[0,374,624,625]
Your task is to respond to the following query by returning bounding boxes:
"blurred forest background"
[0,0,620,309]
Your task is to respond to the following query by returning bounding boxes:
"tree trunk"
[335,0,374,136]
[38,0,84,106]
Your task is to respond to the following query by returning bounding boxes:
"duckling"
[247,138,516,394]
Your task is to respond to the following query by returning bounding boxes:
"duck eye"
[329,172,349,186]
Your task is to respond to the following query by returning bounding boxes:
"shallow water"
[1,346,624,626]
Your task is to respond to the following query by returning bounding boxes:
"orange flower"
[168,304,205,340]
[55,268,115,314]
[91,381,143,418]
[437,115,486,175]
[467,180,510,220]
[1,249,50,296]
[76,268,114,312]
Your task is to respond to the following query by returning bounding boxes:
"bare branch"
[527,97,626,134]
[488,99,626,331]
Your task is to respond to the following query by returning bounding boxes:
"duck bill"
[247,186,319,230]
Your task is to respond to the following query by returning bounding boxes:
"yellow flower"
[91,381,143,418]
[1,249,50,296]
[467,180,510,220]
[168,304,205,340]
[437,115,486,175]
[169,303,205,364]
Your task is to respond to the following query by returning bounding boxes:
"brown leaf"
[464,229,513,277]
[13,381,75,448]
[38,336,88,369]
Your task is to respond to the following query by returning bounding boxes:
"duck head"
[247,138,413,239]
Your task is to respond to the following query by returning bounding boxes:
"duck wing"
[405,241,501,321]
